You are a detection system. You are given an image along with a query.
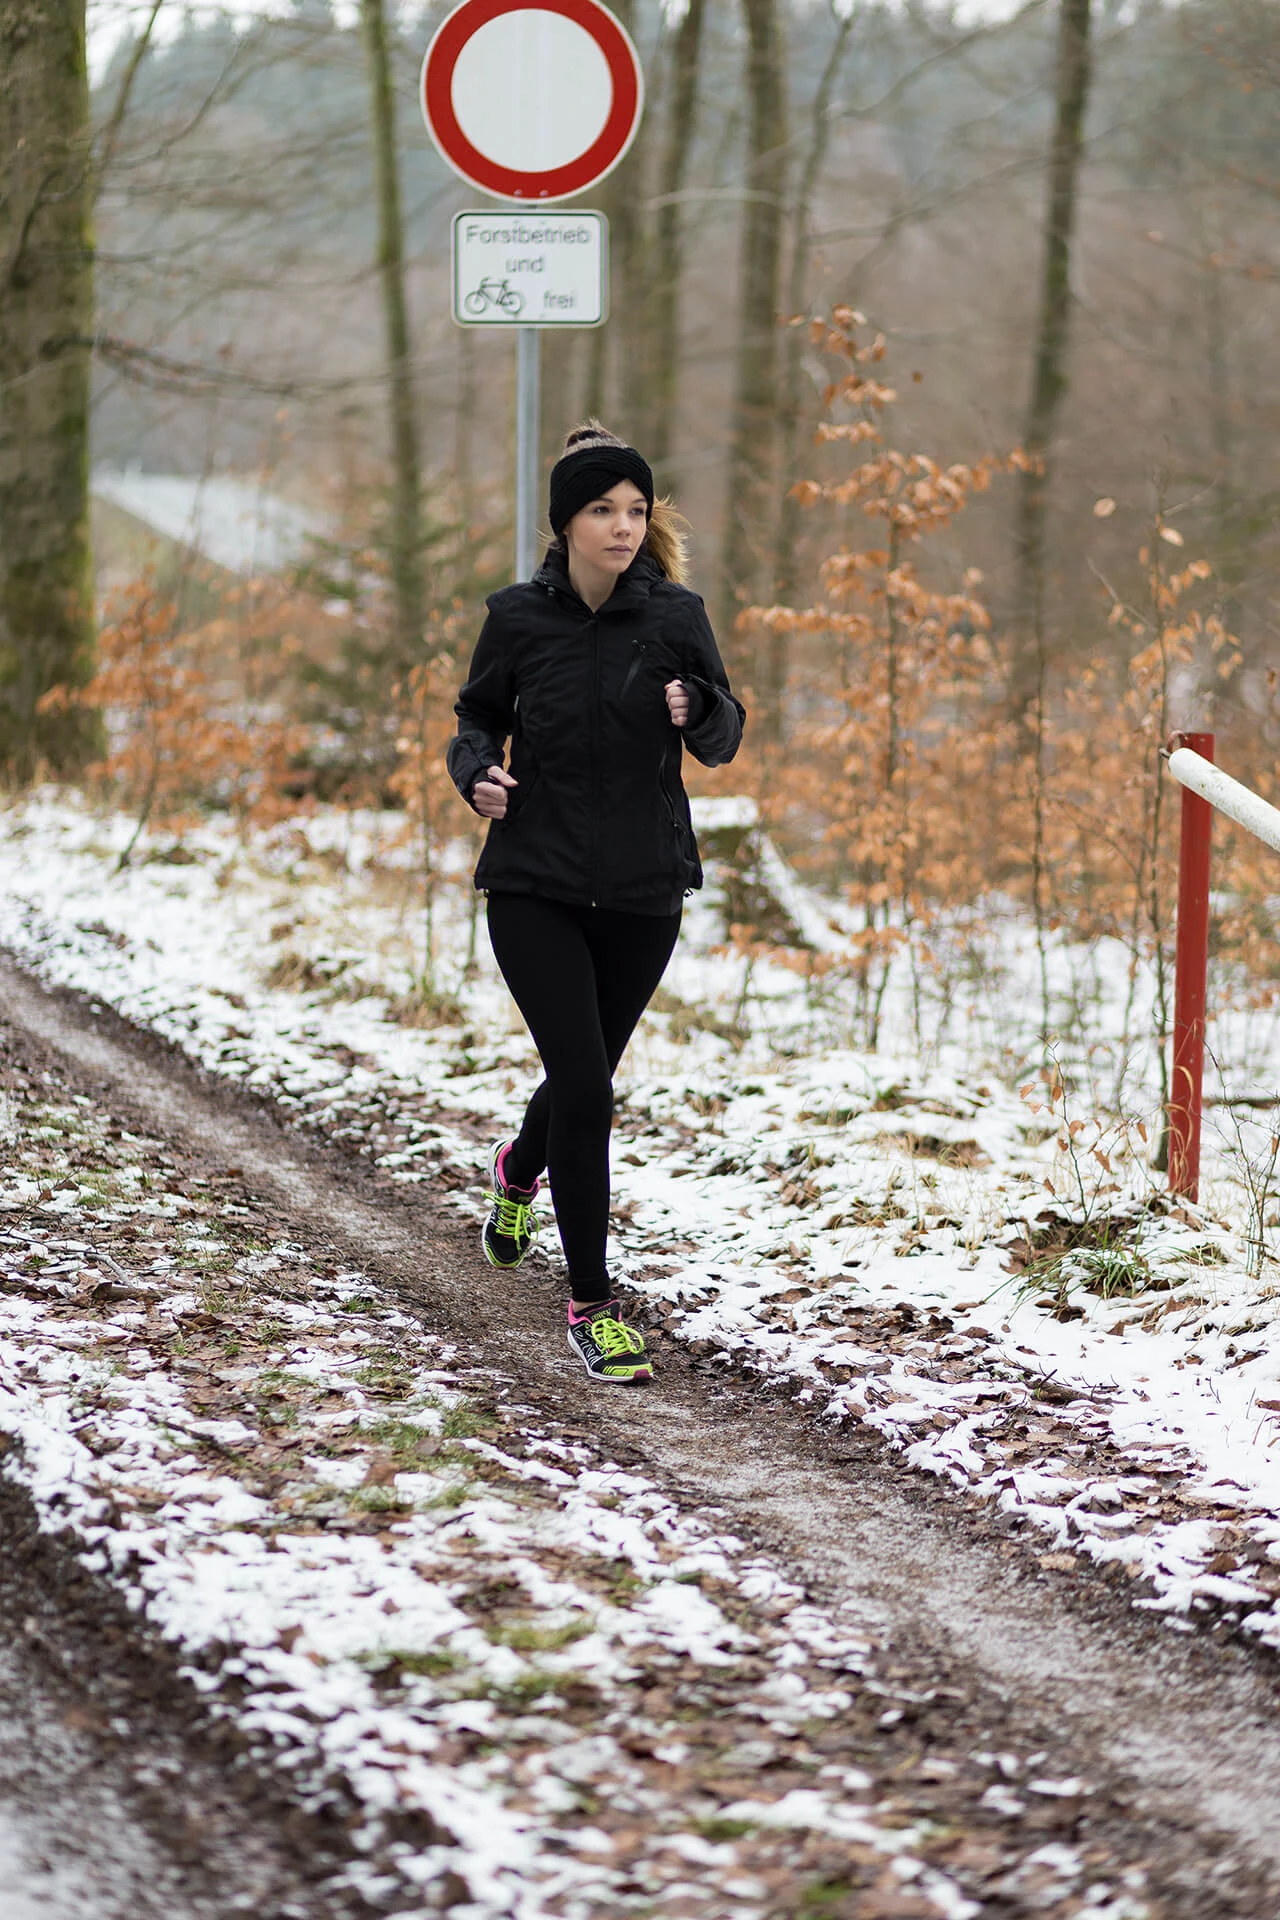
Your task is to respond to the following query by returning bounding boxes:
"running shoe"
[482,1140,540,1269]
[567,1301,653,1383]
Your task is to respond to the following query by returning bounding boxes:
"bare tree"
[648,0,707,477]
[720,0,789,653]
[360,0,424,665]
[581,0,654,440]
[1011,0,1093,710]
[95,0,166,184]
[763,1,855,741]
[0,0,98,776]
[609,0,655,440]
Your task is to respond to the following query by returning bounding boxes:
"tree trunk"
[648,0,707,480]
[765,5,853,741]
[360,0,424,668]
[719,0,788,656]
[1200,233,1242,634]
[607,0,652,442]
[0,0,97,779]
[576,0,651,441]
[1010,0,1093,712]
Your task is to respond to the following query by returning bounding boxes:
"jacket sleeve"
[447,609,515,808]
[677,597,745,768]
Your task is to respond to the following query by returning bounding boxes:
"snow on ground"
[0,1037,1150,1919]
[4,791,1280,1653]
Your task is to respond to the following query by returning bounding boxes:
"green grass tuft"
[386,1648,461,1677]
[421,1481,473,1511]
[485,1616,592,1652]
[796,1878,855,1918]
[349,1483,414,1513]
[440,1399,491,1440]
[694,1816,757,1842]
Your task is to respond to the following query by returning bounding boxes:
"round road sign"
[422,0,643,203]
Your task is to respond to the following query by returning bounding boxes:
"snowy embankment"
[4,790,1280,1655]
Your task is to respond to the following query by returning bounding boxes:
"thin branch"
[86,331,380,398]
[95,0,167,187]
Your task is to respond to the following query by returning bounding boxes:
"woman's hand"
[473,765,517,818]
[665,680,690,728]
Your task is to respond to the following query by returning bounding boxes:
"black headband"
[548,445,655,535]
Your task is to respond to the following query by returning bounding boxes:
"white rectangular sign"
[451,210,608,327]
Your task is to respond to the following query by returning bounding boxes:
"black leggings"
[486,893,681,1301]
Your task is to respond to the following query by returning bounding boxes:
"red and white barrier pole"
[1166,745,1280,854]
[1167,730,1214,1201]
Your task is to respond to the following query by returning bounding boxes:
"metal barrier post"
[1168,730,1215,1201]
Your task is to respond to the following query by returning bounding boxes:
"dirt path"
[0,1633,203,1920]
[4,951,1280,1917]
[0,1533,338,1920]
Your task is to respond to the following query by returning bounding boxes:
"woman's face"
[564,480,648,579]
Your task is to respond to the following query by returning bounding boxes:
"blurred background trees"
[3,0,1278,855]
[69,1,1278,638]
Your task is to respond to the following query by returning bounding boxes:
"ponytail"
[642,498,691,585]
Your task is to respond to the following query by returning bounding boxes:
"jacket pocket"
[620,642,648,704]
[621,637,684,705]
[659,770,699,883]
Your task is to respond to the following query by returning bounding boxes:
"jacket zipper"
[619,639,647,703]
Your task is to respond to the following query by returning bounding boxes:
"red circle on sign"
[422,0,642,202]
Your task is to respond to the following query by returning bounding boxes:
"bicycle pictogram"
[462,278,524,318]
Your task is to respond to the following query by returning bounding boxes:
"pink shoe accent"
[497,1143,539,1198]
[568,1298,614,1326]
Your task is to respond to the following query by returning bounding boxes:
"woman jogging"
[447,422,745,1384]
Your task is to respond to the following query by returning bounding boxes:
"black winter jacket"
[447,549,745,915]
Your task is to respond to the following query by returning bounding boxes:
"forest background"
[2,0,1280,1094]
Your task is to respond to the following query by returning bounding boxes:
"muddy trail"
[3,949,1280,1918]
[0,1490,345,1918]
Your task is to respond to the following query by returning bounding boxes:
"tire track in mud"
[4,950,1280,1918]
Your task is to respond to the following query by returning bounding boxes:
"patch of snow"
[92,471,330,577]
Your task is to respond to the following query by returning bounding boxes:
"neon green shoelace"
[590,1315,644,1357]
[488,1190,535,1240]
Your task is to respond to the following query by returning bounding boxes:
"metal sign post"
[515,327,541,582]
[422,0,641,579]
